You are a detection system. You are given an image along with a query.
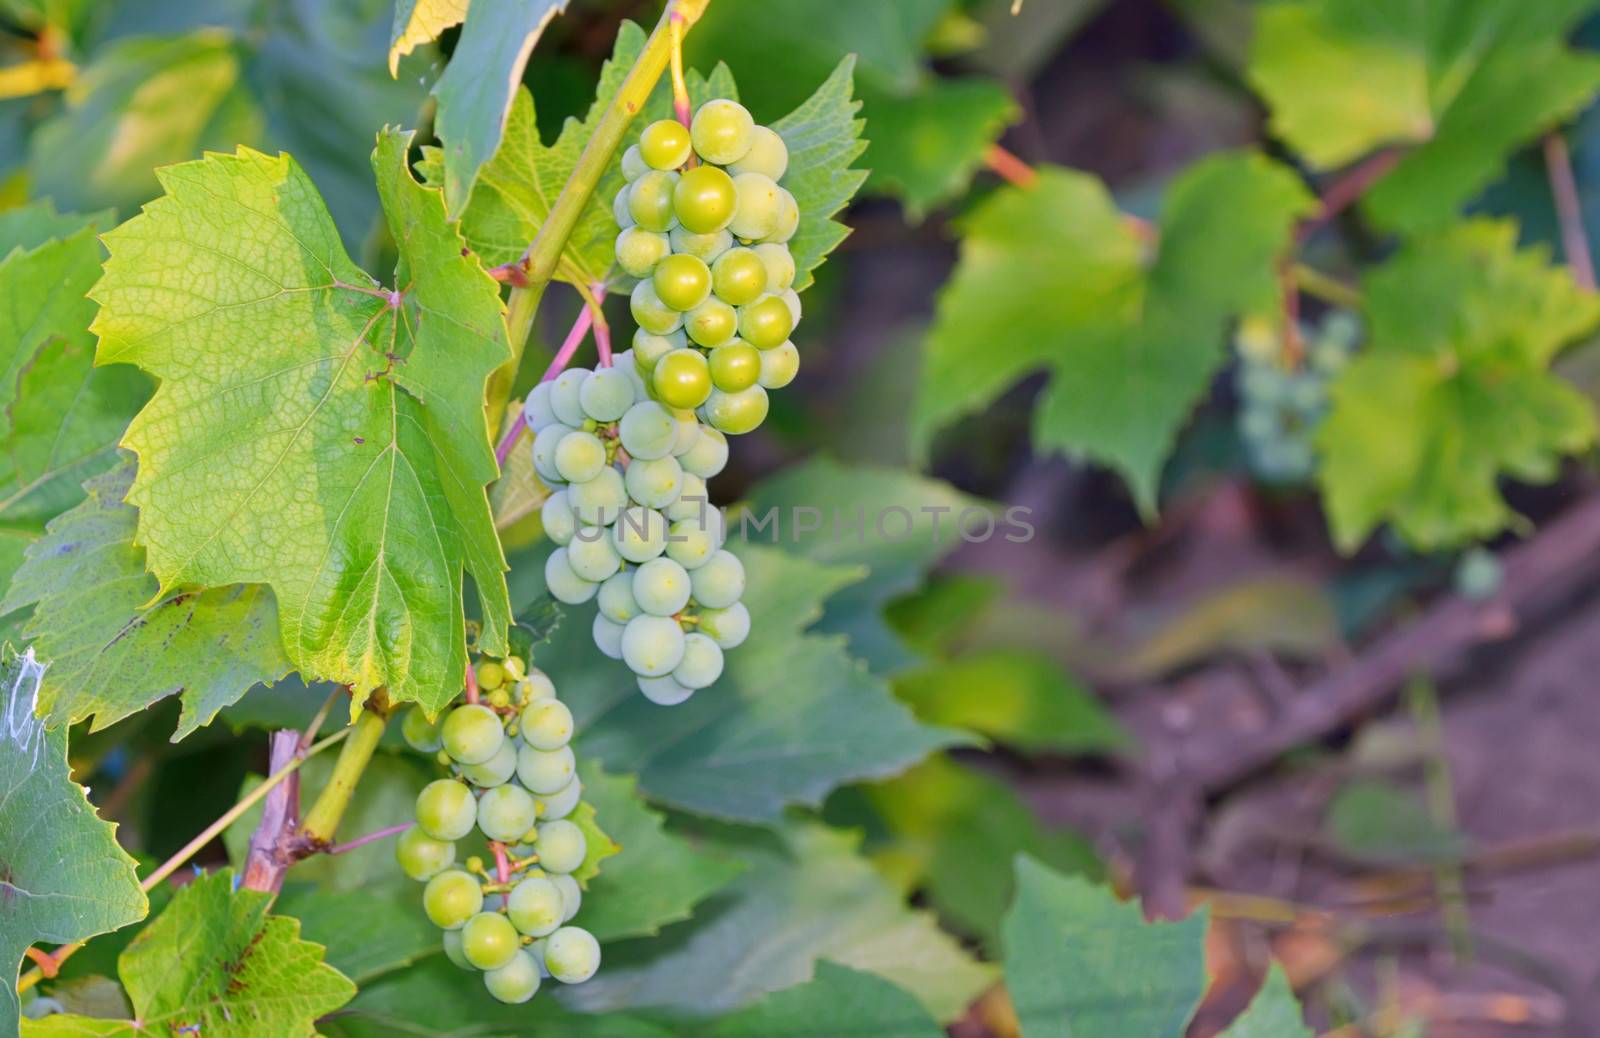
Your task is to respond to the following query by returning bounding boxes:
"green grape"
[690,98,755,165]
[484,950,541,1003]
[554,430,606,484]
[637,673,694,705]
[684,297,738,348]
[593,613,625,659]
[699,601,750,649]
[413,777,479,841]
[632,329,682,374]
[779,288,801,324]
[738,294,794,349]
[397,825,455,881]
[651,348,713,410]
[549,368,590,427]
[612,505,669,562]
[525,668,557,701]
[669,408,702,457]
[702,384,769,435]
[653,253,713,311]
[443,930,473,970]
[639,118,692,170]
[728,124,788,180]
[521,699,574,751]
[666,515,720,569]
[633,556,692,616]
[597,569,642,623]
[566,528,622,582]
[616,350,650,400]
[669,225,733,263]
[757,340,799,389]
[530,422,575,484]
[765,187,799,243]
[620,144,649,181]
[568,466,627,525]
[401,707,443,753]
[422,868,483,930]
[708,341,761,392]
[665,472,709,521]
[540,490,577,546]
[624,455,684,509]
[690,549,744,608]
[544,547,598,605]
[612,184,634,229]
[672,164,737,234]
[478,784,538,842]
[753,243,795,291]
[503,656,527,683]
[522,382,557,431]
[518,744,577,795]
[552,874,582,921]
[618,400,677,460]
[630,280,684,335]
[476,660,506,690]
[1454,547,1503,601]
[673,632,724,690]
[544,926,602,984]
[710,247,768,306]
[621,615,687,676]
[441,704,504,765]
[462,911,521,971]
[459,737,518,786]
[729,172,781,240]
[614,226,670,278]
[539,778,582,823]
[627,169,679,232]
[678,426,728,478]
[536,819,586,875]
[507,876,565,937]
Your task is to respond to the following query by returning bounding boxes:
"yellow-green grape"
[684,297,737,348]
[690,98,755,165]
[459,738,518,787]
[507,876,565,937]
[525,669,557,701]
[672,164,737,234]
[739,294,794,349]
[627,170,679,232]
[462,911,521,971]
[518,744,577,795]
[620,144,648,181]
[423,868,482,929]
[638,118,692,170]
[633,329,683,374]
[710,247,768,306]
[503,656,527,683]
[401,707,443,753]
[651,348,713,410]
[612,185,634,229]
[753,242,795,291]
[779,288,801,324]
[484,950,541,1003]
[554,430,606,484]
[652,253,712,311]
[535,819,586,874]
[520,699,574,750]
[669,225,733,263]
[708,341,761,392]
[397,825,455,881]
[728,124,789,180]
[702,385,769,435]
[544,926,602,984]
[765,187,799,243]
[630,280,684,335]
[441,703,505,765]
[758,340,799,389]
[477,784,538,842]
[669,408,702,457]
[476,660,506,691]
[615,226,670,278]
[485,688,511,710]
[729,172,781,241]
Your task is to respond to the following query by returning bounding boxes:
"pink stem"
[591,283,612,368]
[328,823,411,855]
[493,306,596,466]
[1545,133,1596,292]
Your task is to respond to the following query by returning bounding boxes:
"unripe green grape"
[758,340,799,390]
[521,699,574,751]
[507,876,566,937]
[401,707,444,753]
[462,911,521,971]
[484,950,541,1004]
[518,744,577,795]
[665,473,709,521]
[669,225,733,263]
[478,784,538,842]
[616,350,650,400]
[443,929,473,970]
[525,668,557,701]
[523,381,557,432]
[544,926,602,984]
[566,528,622,582]
[669,409,701,457]
[552,873,582,920]
[679,426,728,478]
[672,164,737,234]
[630,280,684,335]
[633,556,692,616]
[568,466,627,525]
[549,368,590,427]
[729,172,781,240]
[710,247,768,306]
[597,569,642,623]
[653,253,713,311]
[738,294,794,350]
[544,547,598,605]
[639,118,692,170]
[536,819,586,874]
[627,169,679,232]
[708,341,761,392]
[441,704,504,765]
[422,868,482,929]
[502,656,527,683]
[702,384,769,435]
[632,329,682,374]
[618,400,676,460]
[459,737,518,787]
[612,505,669,562]
[397,825,455,881]
[753,242,795,291]
[624,455,684,509]
[684,297,738,348]
[728,124,788,180]
[690,549,745,608]
[614,226,670,278]
[554,430,606,484]
[638,674,694,706]
[673,632,725,690]
[1455,547,1503,601]
[779,288,801,324]
[593,613,624,659]
[539,779,582,823]
[612,184,634,229]
[699,601,750,649]
[666,515,721,569]
[690,98,755,165]
[540,490,577,546]
[530,422,575,484]
[651,348,712,410]
[476,659,506,691]
[620,144,649,181]
[765,187,799,243]
[621,615,686,676]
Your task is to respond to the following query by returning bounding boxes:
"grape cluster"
[1234,311,1360,483]
[397,654,599,1004]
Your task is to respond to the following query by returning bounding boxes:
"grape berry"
[1233,310,1359,483]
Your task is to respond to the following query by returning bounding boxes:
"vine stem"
[464,658,482,704]
[1543,132,1596,292]
[299,698,391,846]
[492,304,597,466]
[589,283,612,367]
[492,841,512,885]
[1297,149,1401,243]
[669,10,692,129]
[984,144,1037,188]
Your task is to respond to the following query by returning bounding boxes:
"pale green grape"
[549,368,590,427]
[690,549,744,608]
[566,528,622,582]
[539,778,582,822]
[665,472,709,520]
[544,926,602,984]
[666,515,721,570]
[530,422,575,484]
[540,490,577,546]
[678,426,728,478]
[701,384,769,435]
[459,737,518,787]
[673,164,737,234]
[616,350,650,400]
[630,279,684,335]
[592,614,624,659]
[738,294,793,350]
[710,246,768,306]
[653,253,712,311]
[554,430,606,484]
[536,819,586,874]
[753,242,795,291]
[624,455,684,509]
[651,348,712,409]
[525,669,557,701]
[507,876,565,937]
[758,340,799,389]
[484,950,541,1003]
[639,118,692,170]
[632,329,683,374]
[708,341,761,392]
[669,408,701,457]
[441,704,504,765]
[779,288,802,324]
[614,226,670,278]
[690,98,754,165]
[462,911,521,970]
[729,171,780,240]
[544,547,598,605]
[443,930,472,970]
[581,367,638,422]
[522,381,557,431]
[621,615,686,676]
[402,707,443,753]
[618,401,677,460]
[422,868,482,929]
[478,784,538,842]
[518,744,577,795]
[699,601,750,649]
[673,632,724,690]
[612,505,669,562]
[684,297,737,347]
[397,825,455,881]
[669,225,733,263]
[627,169,680,232]
[633,556,691,616]
[597,570,641,623]
[568,467,627,525]
[728,124,788,180]
[765,187,799,243]
[520,699,573,751]
[620,143,649,181]
[637,673,694,705]
[612,184,634,229]
[552,874,582,920]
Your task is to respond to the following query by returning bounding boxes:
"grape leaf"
[0,225,104,439]
[389,0,469,74]
[1317,219,1600,551]
[1218,965,1314,1038]
[862,77,1017,220]
[0,460,291,740]
[0,201,113,258]
[1247,0,1600,232]
[913,153,1313,514]
[90,131,512,711]
[274,885,437,987]
[770,56,868,292]
[0,647,147,1038]
[705,961,943,1038]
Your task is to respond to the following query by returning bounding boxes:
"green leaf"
[1325,779,1465,866]
[770,56,868,292]
[914,153,1313,514]
[1317,219,1600,551]
[0,647,147,1037]
[1,460,291,740]
[90,132,512,710]
[706,961,944,1038]
[274,885,437,986]
[1247,0,1600,232]
[389,0,469,74]
[564,821,994,1022]
[862,77,1017,219]
[0,201,113,258]
[431,0,570,218]
[1217,965,1313,1038]
[1001,857,1207,1038]
[567,798,619,886]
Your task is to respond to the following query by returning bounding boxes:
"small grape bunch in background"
[1234,310,1360,484]
[396,652,600,1004]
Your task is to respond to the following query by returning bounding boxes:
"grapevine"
[1233,310,1360,484]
